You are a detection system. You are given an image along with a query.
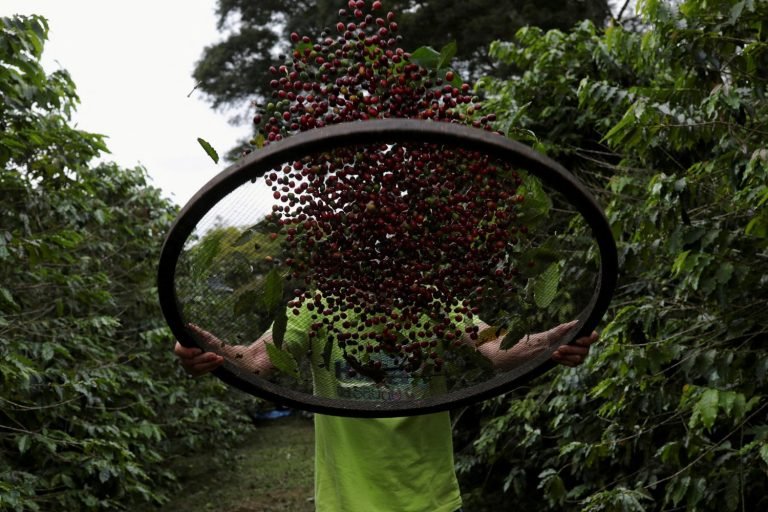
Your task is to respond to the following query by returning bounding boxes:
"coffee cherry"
[246,1,525,378]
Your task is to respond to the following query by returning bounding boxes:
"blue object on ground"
[251,408,293,421]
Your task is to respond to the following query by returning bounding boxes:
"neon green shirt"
[314,414,462,512]
[282,305,463,512]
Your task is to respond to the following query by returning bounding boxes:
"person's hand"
[552,328,599,368]
[174,324,225,377]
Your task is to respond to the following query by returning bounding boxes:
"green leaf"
[265,342,299,379]
[271,304,288,349]
[517,237,561,278]
[319,326,333,369]
[760,444,768,466]
[718,390,743,419]
[499,331,518,350]
[715,262,734,284]
[262,268,283,312]
[410,46,440,70]
[197,137,219,164]
[193,230,223,271]
[534,263,560,308]
[672,250,691,276]
[499,316,531,350]
[655,441,680,465]
[669,475,690,507]
[745,210,768,238]
[516,175,552,225]
[687,477,706,507]
[294,41,313,54]
[537,468,566,504]
[602,103,637,145]
[438,41,457,69]
[41,343,54,362]
[17,434,30,454]
[0,287,18,309]
[691,388,719,430]
[729,0,746,24]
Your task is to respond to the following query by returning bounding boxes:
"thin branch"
[616,0,632,21]
[0,396,80,411]
[642,400,768,490]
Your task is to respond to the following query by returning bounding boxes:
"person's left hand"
[552,330,598,367]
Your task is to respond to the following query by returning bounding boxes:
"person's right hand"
[174,324,225,377]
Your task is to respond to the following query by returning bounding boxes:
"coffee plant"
[0,15,253,510]
[453,0,768,510]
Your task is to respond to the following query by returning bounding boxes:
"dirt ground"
[161,415,315,512]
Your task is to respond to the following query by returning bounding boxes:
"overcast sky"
[4,0,245,206]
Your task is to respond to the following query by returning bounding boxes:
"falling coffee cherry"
[249,0,529,377]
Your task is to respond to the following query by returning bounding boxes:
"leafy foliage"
[456,1,768,510]
[192,0,609,114]
[179,225,284,338]
[1,15,252,510]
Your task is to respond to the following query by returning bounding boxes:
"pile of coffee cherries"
[254,0,528,378]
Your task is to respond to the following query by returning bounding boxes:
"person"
[174,302,597,512]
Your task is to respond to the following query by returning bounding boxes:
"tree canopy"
[192,0,609,113]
